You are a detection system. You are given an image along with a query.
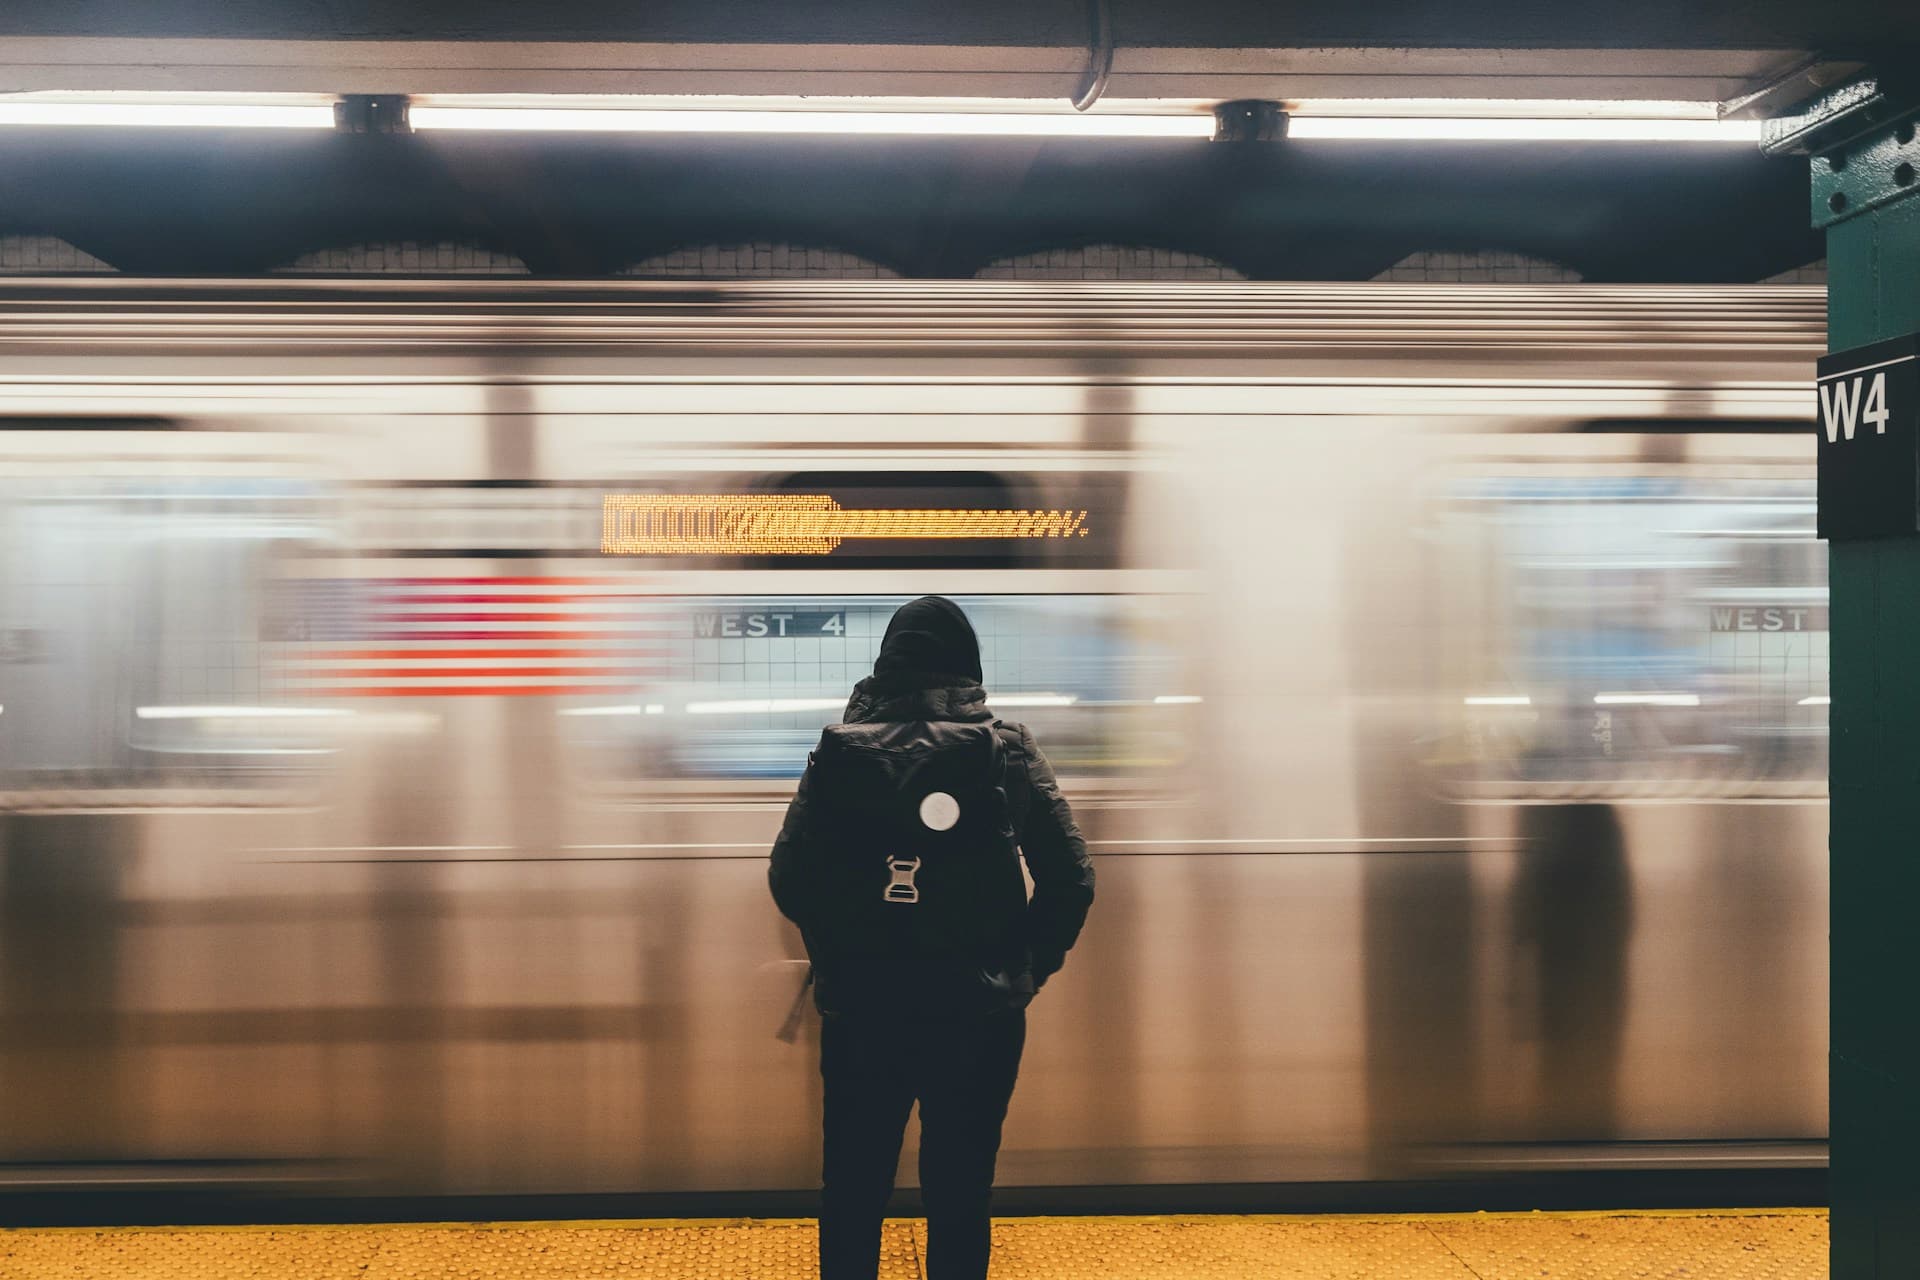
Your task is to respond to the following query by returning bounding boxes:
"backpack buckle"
[883,855,921,904]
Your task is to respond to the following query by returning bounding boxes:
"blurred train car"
[0,280,1826,1202]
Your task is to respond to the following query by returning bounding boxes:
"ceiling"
[0,0,1892,280]
[0,127,1820,281]
[0,1,1907,100]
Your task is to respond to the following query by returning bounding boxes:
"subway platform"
[0,1209,1826,1278]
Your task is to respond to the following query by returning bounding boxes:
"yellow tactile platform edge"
[0,1209,1829,1279]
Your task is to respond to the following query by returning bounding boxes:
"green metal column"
[1768,78,1920,1277]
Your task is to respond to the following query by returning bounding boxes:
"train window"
[1436,472,1825,798]
[558,593,1188,793]
[0,477,338,804]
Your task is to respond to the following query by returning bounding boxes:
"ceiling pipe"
[1070,0,1114,111]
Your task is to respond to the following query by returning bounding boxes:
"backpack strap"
[988,719,1025,840]
[774,966,814,1043]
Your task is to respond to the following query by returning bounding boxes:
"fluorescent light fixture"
[410,103,1211,138]
[1289,97,1739,120]
[136,705,351,719]
[686,697,847,715]
[408,94,1757,143]
[1798,695,1831,706]
[1286,116,1761,142]
[0,92,1759,143]
[1464,695,1532,706]
[1593,693,1701,707]
[1154,694,1204,705]
[0,93,334,129]
[991,694,1078,708]
[646,703,665,715]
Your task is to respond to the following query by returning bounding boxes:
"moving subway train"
[0,279,1826,1204]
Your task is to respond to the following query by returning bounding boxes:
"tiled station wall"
[0,234,1826,285]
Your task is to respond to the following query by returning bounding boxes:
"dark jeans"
[819,1008,1027,1280]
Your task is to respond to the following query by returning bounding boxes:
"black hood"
[842,596,988,724]
[873,596,982,684]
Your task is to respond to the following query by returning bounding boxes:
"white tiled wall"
[1760,261,1828,285]
[670,599,1090,697]
[976,245,1244,280]
[621,244,899,278]
[0,235,115,273]
[276,241,531,274]
[1371,251,1581,282]
[0,233,1828,284]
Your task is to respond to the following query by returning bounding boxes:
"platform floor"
[0,1209,1827,1279]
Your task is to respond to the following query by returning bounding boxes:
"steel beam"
[1768,75,1920,1278]
[0,37,1830,101]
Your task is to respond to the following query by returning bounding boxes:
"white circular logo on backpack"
[919,791,961,831]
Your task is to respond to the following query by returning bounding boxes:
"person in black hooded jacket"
[769,595,1094,1280]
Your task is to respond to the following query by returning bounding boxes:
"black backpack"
[799,718,1027,1008]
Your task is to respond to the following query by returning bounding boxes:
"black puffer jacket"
[768,598,1095,1015]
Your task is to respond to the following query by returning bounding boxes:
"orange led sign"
[601,494,1089,555]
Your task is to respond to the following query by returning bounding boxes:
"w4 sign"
[1820,368,1894,441]
[1817,335,1920,540]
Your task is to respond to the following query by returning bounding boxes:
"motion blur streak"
[0,280,1825,1203]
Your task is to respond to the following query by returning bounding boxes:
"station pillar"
[1766,77,1920,1277]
